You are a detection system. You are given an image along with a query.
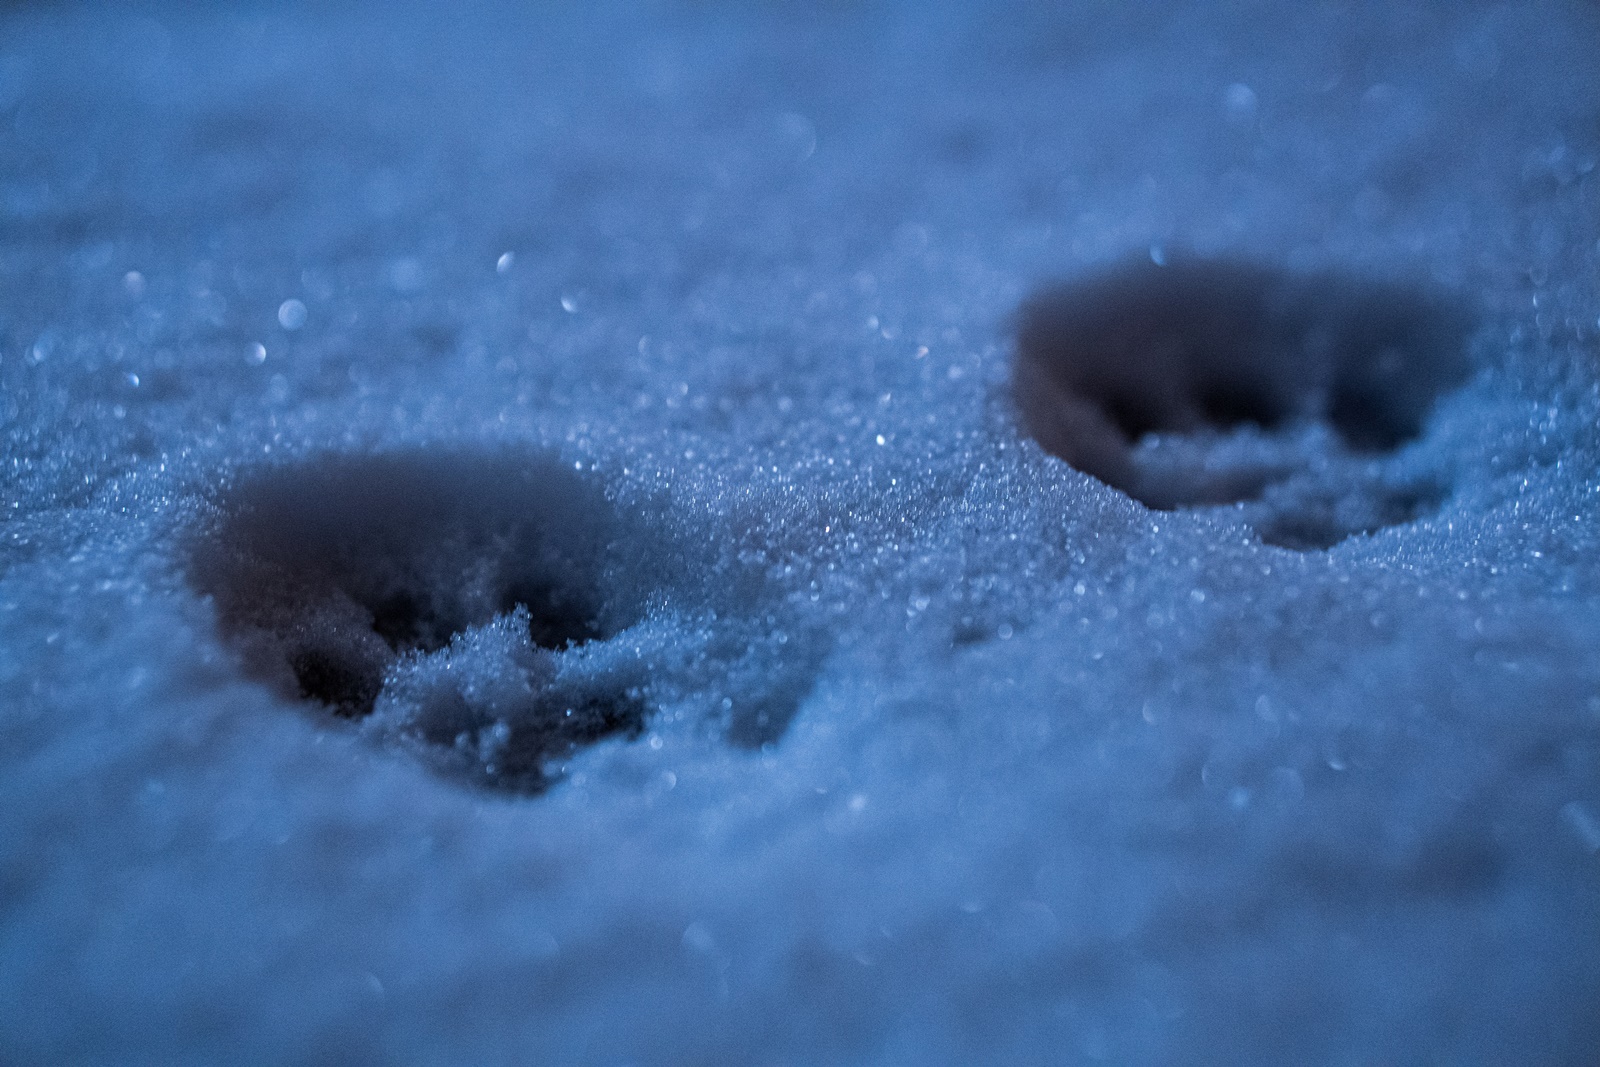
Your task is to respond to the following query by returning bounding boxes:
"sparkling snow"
[2,1,1598,1064]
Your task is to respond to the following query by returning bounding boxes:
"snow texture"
[2,1,1599,1064]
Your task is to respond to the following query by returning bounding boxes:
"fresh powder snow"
[2,2,1598,1064]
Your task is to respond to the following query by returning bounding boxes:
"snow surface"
[3,1,1599,1063]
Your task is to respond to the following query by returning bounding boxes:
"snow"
[2,1,1599,1063]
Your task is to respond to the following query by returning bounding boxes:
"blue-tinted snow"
[2,1,1599,1063]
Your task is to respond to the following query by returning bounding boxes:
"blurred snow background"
[2,1,1598,1063]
